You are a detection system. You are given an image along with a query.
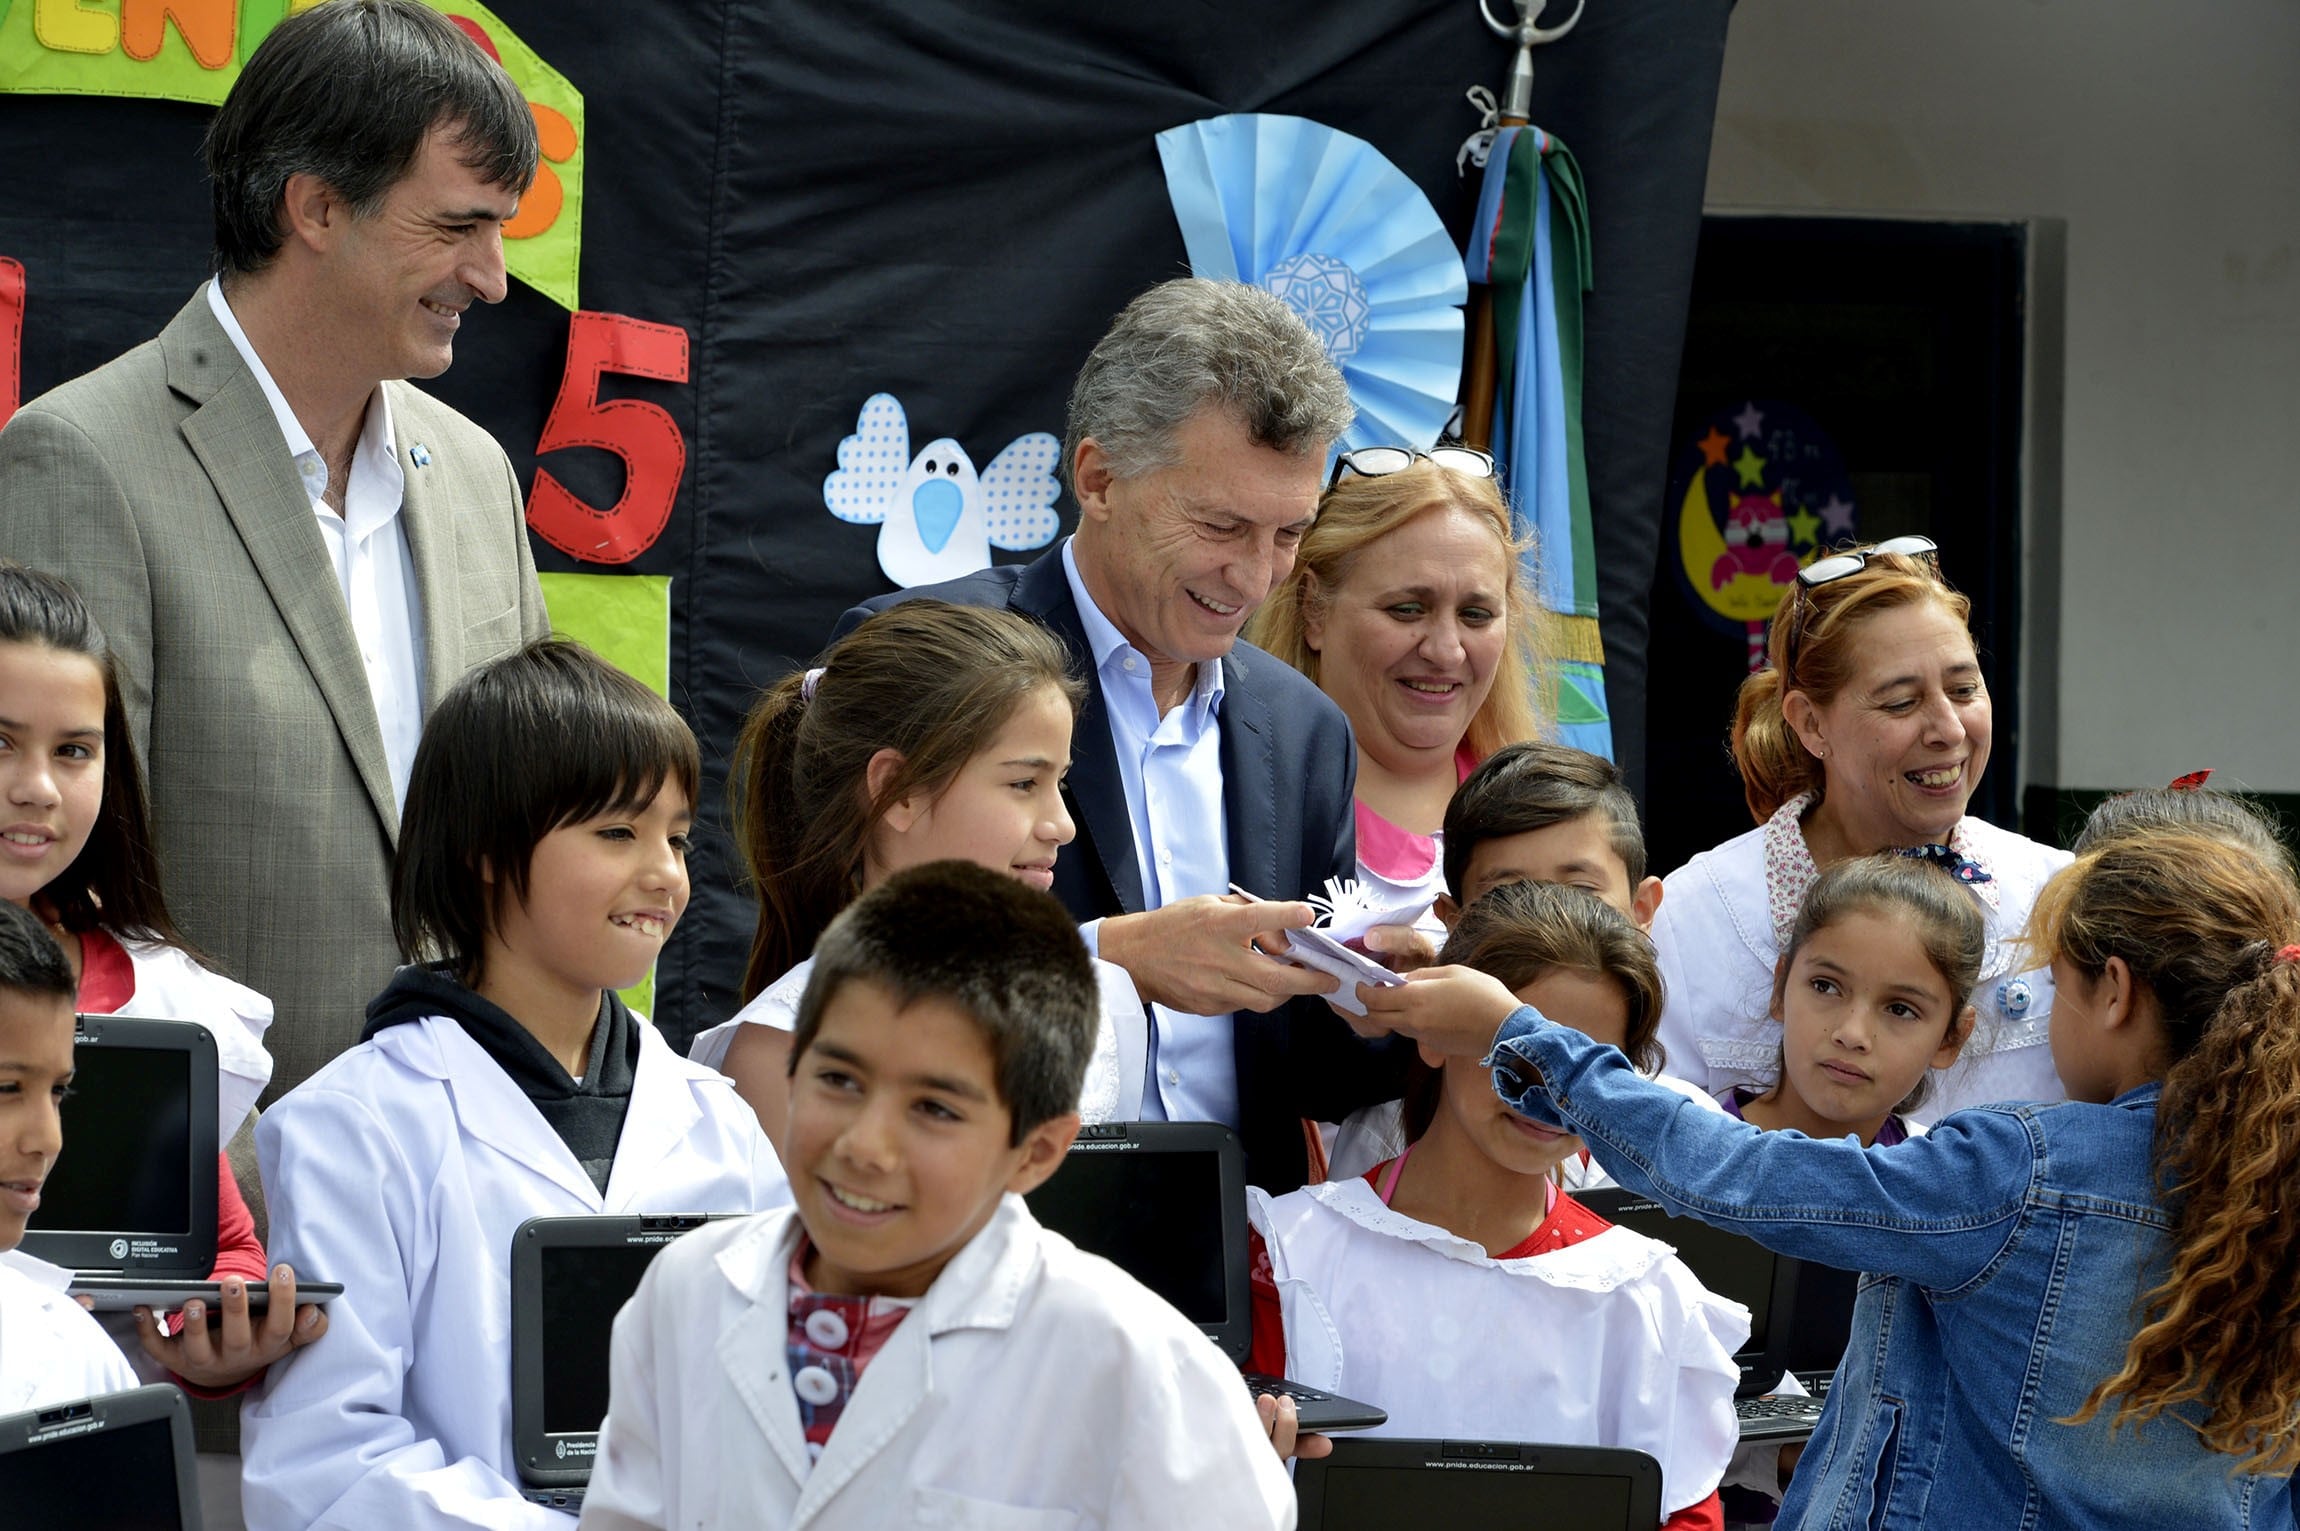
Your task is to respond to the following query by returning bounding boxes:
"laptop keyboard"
[1246,1376,1341,1406]
[1734,1394,1826,1426]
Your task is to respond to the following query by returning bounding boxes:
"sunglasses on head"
[1794,534,1939,589]
[1780,535,1943,682]
[1327,445,1497,490]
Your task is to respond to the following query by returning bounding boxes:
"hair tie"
[1895,842,1992,886]
[800,666,826,703]
[2277,944,2300,966]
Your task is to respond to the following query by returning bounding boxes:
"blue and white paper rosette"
[1155,114,1466,454]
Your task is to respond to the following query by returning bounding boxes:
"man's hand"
[1256,1392,1333,1462]
[1350,963,1525,1056]
[135,1264,328,1391]
[1098,896,1340,1015]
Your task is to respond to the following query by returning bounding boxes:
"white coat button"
[804,1308,850,1349]
[794,1364,840,1406]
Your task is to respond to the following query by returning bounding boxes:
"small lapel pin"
[410,444,432,468]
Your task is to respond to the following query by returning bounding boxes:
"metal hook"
[1479,0,1586,47]
[1477,0,1584,123]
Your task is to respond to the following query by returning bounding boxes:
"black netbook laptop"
[509,1212,736,1509]
[1574,1188,1820,1442]
[23,1015,218,1284]
[1023,1120,1385,1432]
[1295,1438,1663,1531]
[0,1383,202,1530]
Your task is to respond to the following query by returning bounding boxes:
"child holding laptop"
[0,560,315,1389]
[1254,881,1746,1530]
[240,641,787,1531]
[580,861,1292,1530]
[0,900,137,1410]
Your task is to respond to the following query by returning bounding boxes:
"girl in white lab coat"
[0,901,138,1411]
[240,640,788,1531]
[689,601,1144,1140]
[1249,881,1746,1530]
[0,560,314,1390]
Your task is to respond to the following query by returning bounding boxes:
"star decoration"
[1698,428,1731,468]
[1818,494,1856,536]
[1732,447,1768,489]
[1733,401,1765,440]
[1787,506,1821,545]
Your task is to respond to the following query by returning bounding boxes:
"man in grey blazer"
[0,0,548,1096]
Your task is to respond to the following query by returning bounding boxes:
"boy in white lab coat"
[240,642,787,1531]
[579,861,1296,1531]
[0,902,140,1412]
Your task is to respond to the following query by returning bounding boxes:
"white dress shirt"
[205,280,426,809]
[1061,538,1239,1128]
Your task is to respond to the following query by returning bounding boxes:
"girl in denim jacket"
[1360,825,2300,1530]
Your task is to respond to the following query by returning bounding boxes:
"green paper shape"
[1553,662,1610,726]
[539,570,673,1015]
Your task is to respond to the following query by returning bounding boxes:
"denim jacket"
[1488,1008,2294,1531]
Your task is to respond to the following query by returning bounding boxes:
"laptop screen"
[1295,1440,1661,1531]
[512,1212,733,1490]
[39,1044,193,1239]
[1576,1189,1792,1386]
[538,1242,664,1435]
[1308,1464,1632,1528]
[1026,1141,1226,1325]
[0,1410,188,1530]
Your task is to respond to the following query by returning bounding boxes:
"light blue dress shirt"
[1061,539,1238,1128]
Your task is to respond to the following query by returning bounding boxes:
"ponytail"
[2031,831,2300,1473]
[1730,666,1817,824]
[729,672,835,996]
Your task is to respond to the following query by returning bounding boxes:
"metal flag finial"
[1478,0,1585,124]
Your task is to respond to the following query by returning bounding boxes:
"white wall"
[1705,0,2300,792]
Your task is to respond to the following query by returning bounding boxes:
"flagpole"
[1461,0,1582,449]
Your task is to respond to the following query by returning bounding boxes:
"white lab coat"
[1649,811,2071,1121]
[1249,1178,1746,1521]
[240,1013,790,1531]
[0,1248,139,1411]
[578,1195,1296,1531]
[110,936,275,1141]
[688,954,1147,1124]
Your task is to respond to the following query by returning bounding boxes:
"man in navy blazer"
[839,280,1407,1192]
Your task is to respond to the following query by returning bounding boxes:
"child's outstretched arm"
[1479,1006,2038,1293]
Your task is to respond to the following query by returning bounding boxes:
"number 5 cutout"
[1,259,24,430]
[528,310,690,564]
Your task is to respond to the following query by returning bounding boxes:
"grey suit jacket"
[0,289,548,1094]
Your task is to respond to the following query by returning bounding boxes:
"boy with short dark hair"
[579,861,1294,1531]
[1436,741,1663,932]
[0,901,140,1408]
[1330,743,1696,1182]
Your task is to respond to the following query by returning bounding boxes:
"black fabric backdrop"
[0,1,1730,1048]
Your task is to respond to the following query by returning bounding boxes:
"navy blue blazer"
[836,547,1409,1192]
